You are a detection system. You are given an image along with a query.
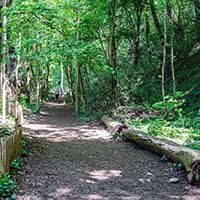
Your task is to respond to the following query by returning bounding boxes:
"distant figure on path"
[55,87,65,102]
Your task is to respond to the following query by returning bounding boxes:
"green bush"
[152,92,185,116]
[0,173,16,199]
[10,158,21,172]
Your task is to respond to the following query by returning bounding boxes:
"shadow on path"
[16,103,199,200]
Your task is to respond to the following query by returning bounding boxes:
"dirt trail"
[16,103,199,200]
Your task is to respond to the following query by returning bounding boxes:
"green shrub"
[10,158,21,172]
[0,173,16,199]
[152,92,185,116]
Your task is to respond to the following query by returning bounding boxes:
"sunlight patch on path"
[25,122,112,141]
[88,170,122,181]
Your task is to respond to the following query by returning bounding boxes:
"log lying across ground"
[101,115,200,185]
[101,115,128,133]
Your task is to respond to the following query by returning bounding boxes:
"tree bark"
[65,66,75,102]
[75,2,81,112]
[194,0,200,42]
[108,0,118,102]
[36,35,40,105]
[134,6,143,66]
[60,62,64,94]
[146,14,152,63]
[123,129,200,185]
[101,115,127,133]
[1,0,7,123]
[149,0,163,42]
[162,5,167,109]
[75,63,81,112]
[15,32,21,122]
[26,61,31,103]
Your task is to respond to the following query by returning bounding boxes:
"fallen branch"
[101,115,200,185]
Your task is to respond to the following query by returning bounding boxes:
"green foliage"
[173,162,184,170]
[77,108,106,122]
[124,110,200,150]
[10,158,21,172]
[161,155,168,162]
[27,103,42,114]
[0,173,16,199]
[0,126,14,138]
[152,92,185,116]
[0,138,27,199]
[21,136,28,157]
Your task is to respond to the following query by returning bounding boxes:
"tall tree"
[108,0,118,102]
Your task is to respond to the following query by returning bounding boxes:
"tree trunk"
[75,63,81,112]
[134,7,142,66]
[101,115,127,133]
[75,2,81,112]
[36,35,40,105]
[60,62,64,94]
[149,0,163,42]
[108,0,118,102]
[170,8,176,97]
[26,61,31,103]
[162,5,167,109]
[1,1,7,123]
[15,32,21,122]
[65,66,75,102]
[194,0,200,42]
[146,14,152,63]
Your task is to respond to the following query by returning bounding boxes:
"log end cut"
[187,160,200,185]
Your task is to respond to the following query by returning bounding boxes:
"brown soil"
[16,103,199,200]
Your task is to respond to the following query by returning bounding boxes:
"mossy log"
[101,116,200,185]
[101,115,127,133]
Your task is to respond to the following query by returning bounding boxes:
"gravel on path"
[16,103,200,200]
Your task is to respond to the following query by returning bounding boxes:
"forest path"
[16,103,197,200]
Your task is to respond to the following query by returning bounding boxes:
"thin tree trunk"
[0,7,2,95]
[108,0,118,102]
[162,5,167,109]
[146,14,152,63]
[44,65,49,100]
[60,62,64,93]
[194,0,200,42]
[1,1,7,123]
[66,66,75,102]
[15,32,21,121]
[26,61,31,103]
[75,63,81,112]
[149,0,163,42]
[79,68,85,107]
[75,2,81,112]
[134,8,142,66]
[36,35,40,105]
[170,8,176,97]
[36,67,40,104]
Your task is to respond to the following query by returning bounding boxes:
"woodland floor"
[16,103,199,200]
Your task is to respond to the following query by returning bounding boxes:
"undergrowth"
[114,92,200,150]
[0,137,27,200]
[125,116,200,150]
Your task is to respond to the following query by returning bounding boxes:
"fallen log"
[101,115,127,133]
[101,115,200,185]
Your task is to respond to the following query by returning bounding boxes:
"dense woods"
[0,0,200,197]
[0,1,199,138]
[0,0,199,113]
